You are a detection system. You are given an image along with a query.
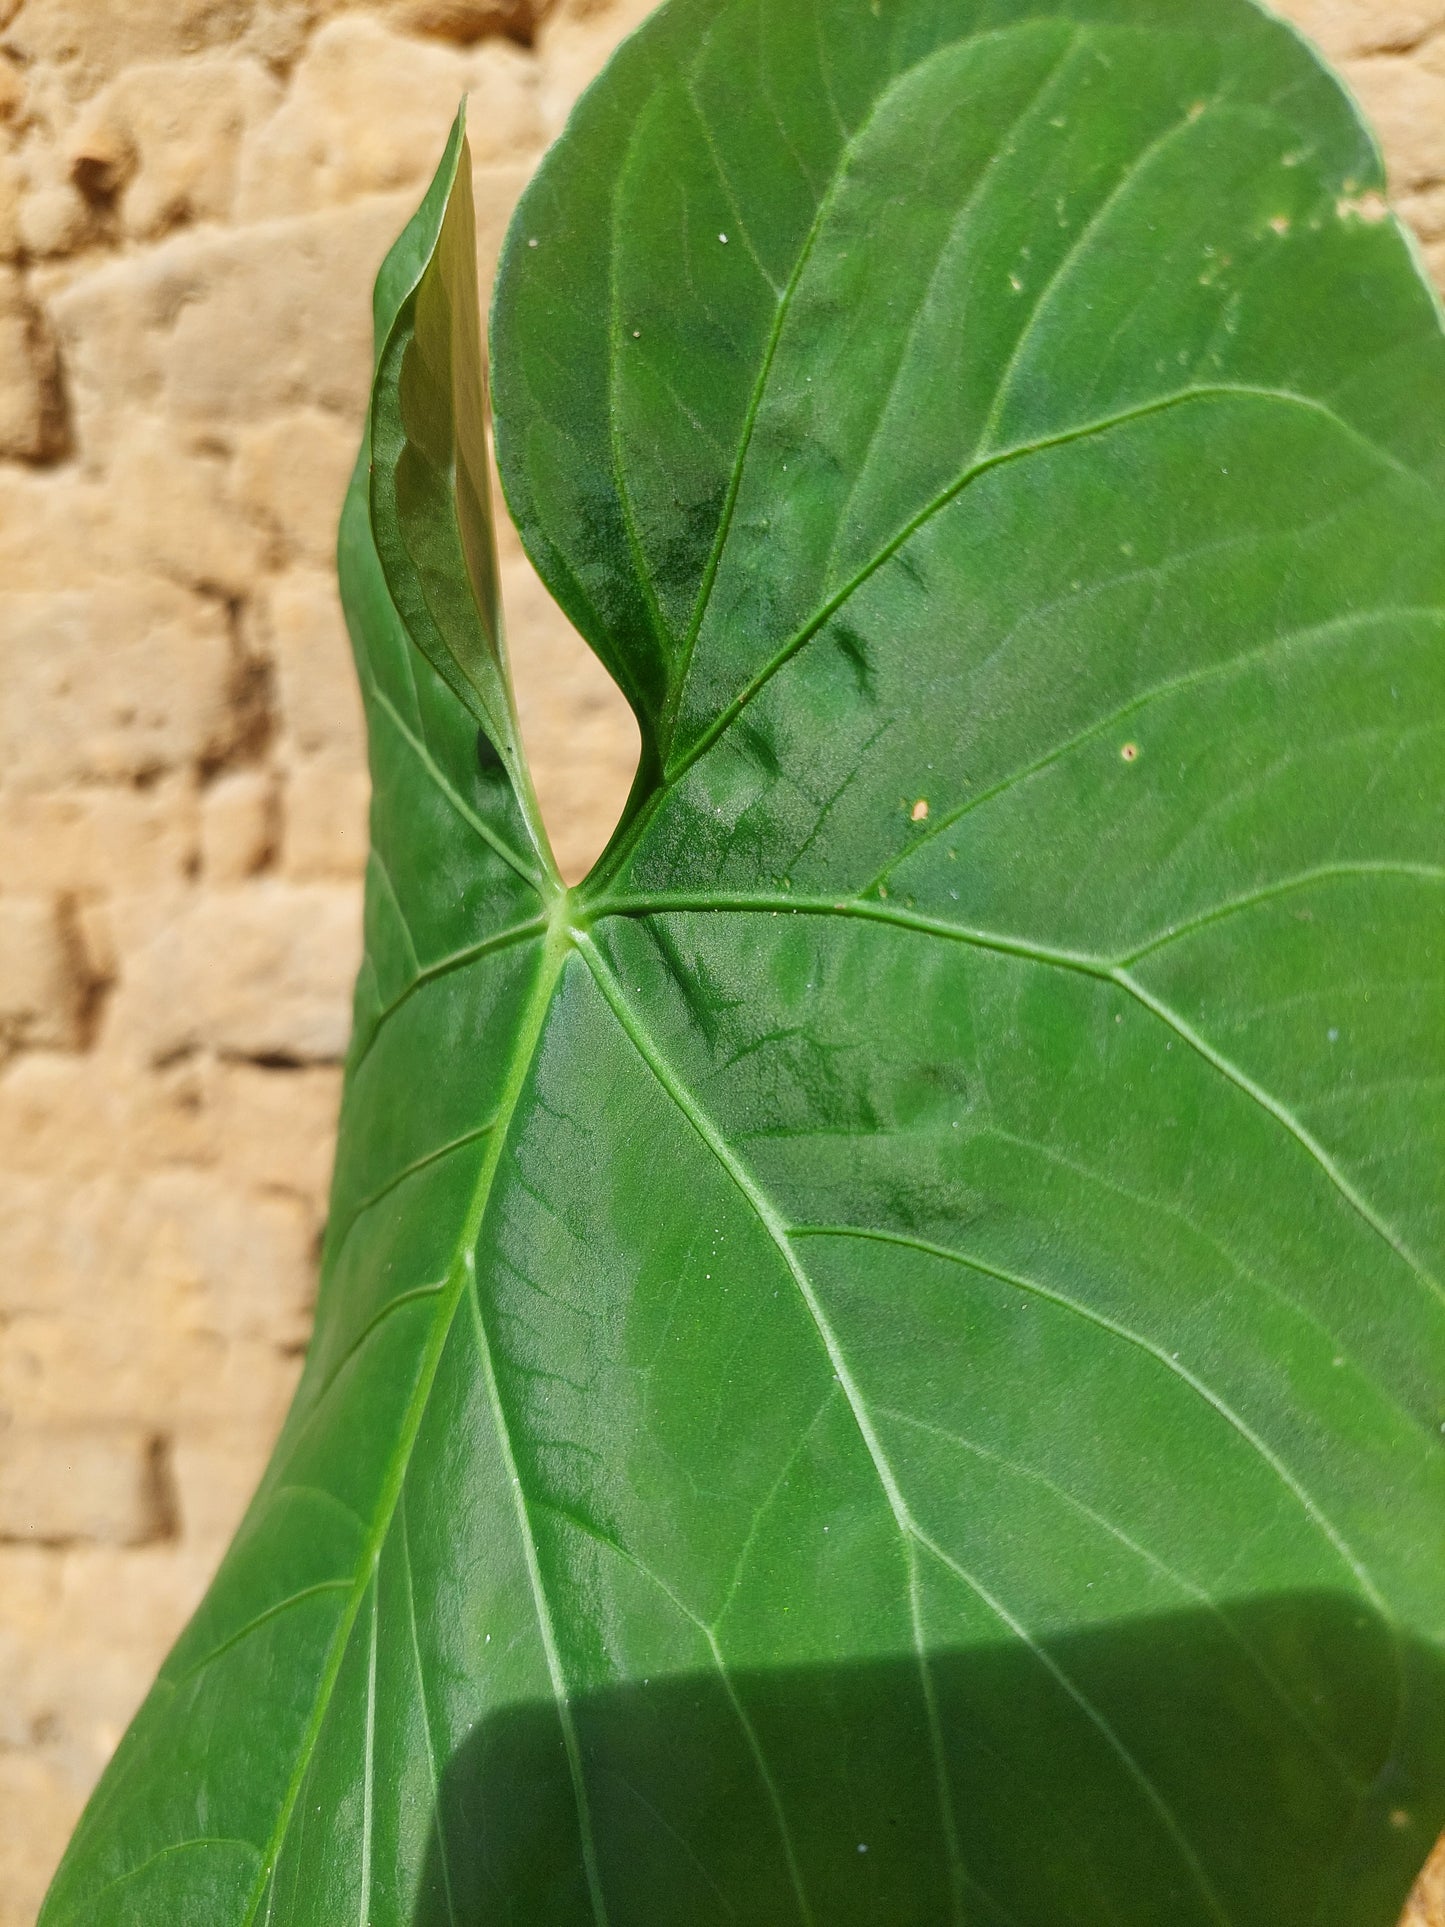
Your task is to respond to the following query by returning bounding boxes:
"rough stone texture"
[0,0,1438,1920]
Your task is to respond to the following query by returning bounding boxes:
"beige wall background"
[0,0,1441,1918]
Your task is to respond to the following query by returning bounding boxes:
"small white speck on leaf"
[911,798,929,821]
[857,1844,869,1854]
[719,232,729,243]
[1269,215,1290,236]
[1328,1027,1340,1043]
[528,237,539,248]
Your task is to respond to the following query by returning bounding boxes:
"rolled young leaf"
[42,3,1445,1923]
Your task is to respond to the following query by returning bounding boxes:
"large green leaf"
[42,3,1445,1922]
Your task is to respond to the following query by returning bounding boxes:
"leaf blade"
[44,4,1445,1923]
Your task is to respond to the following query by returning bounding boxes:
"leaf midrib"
[576,934,1239,1926]
[224,863,1426,1914]
[239,918,573,1923]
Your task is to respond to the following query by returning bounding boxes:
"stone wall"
[0,0,1440,1918]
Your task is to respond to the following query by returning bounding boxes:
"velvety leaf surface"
[42,3,1445,1923]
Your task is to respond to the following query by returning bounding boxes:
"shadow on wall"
[410,1593,1445,1927]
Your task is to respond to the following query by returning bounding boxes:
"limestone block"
[0,155,23,260]
[1,1540,222,1777]
[480,162,571,292]
[0,1752,81,1927]
[236,15,542,219]
[0,269,66,462]
[97,420,267,597]
[1397,181,1445,243]
[154,197,408,423]
[0,1068,161,1187]
[0,1424,169,1547]
[107,880,363,1063]
[1275,0,1445,59]
[500,532,638,884]
[280,757,370,879]
[0,781,197,896]
[67,57,281,242]
[0,1165,315,1338]
[0,1050,340,1195]
[211,1060,342,1197]
[50,176,532,452]
[126,1169,318,1347]
[51,195,411,449]
[0,1308,303,1436]
[536,0,658,135]
[41,254,191,440]
[0,1060,112,1184]
[1342,53,1445,191]
[170,1426,272,1550]
[201,768,278,881]
[0,54,23,121]
[0,1175,67,1314]
[0,1311,176,1429]
[266,568,365,762]
[16,181,94,260]
[0,446,265,605]
[1406,1837,1445,1925]
[0,583,232,790]
[3,0,260,98]
[241,0,338,71]
[0,466,108,593]
[0,897,79,1051]
[233,405,359,568]
[0,1547,63,1750]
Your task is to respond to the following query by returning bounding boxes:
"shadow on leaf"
[410,1591,1445,1926]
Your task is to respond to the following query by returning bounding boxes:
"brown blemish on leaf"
[1337,191,1389,225]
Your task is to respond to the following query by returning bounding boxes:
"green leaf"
[43,4,1445,1923]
